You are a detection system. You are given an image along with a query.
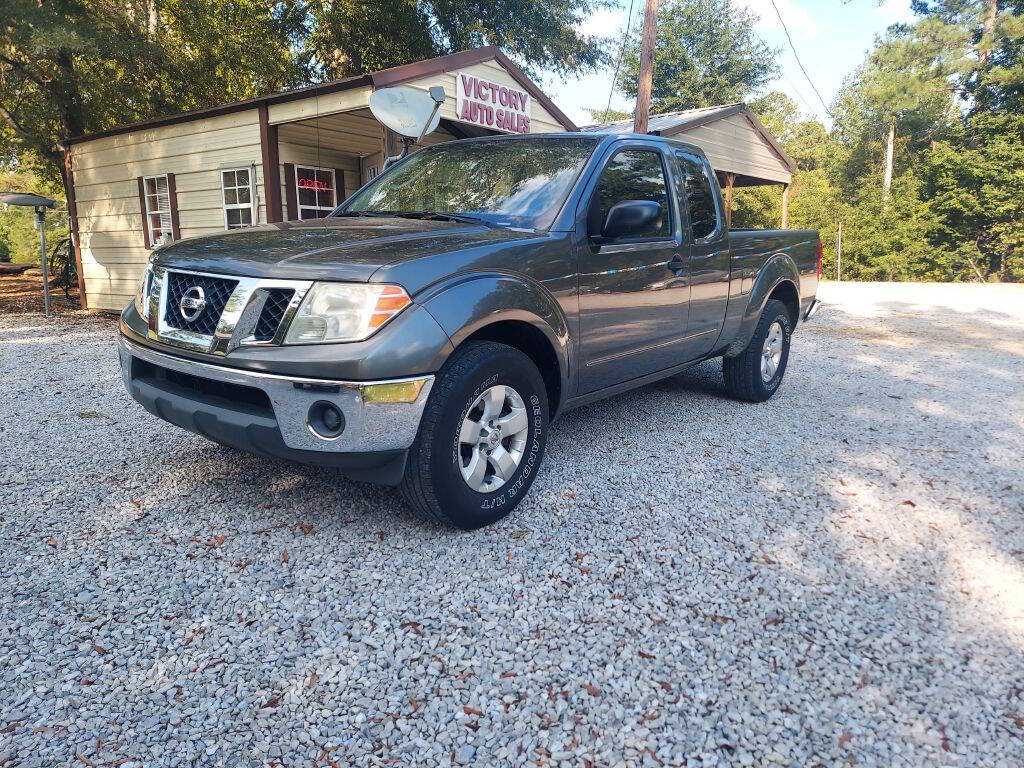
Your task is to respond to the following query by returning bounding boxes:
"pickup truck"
[119,133,821,529]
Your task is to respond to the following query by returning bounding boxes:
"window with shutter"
[143,175,173,245]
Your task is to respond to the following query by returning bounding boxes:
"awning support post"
[781,183,790,229]
[724,173,734,229]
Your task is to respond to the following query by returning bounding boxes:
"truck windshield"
[338,136,601,230]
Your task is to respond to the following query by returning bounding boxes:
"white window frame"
[221,167,256,230]
[143,174,172,247]
[294,165,337,219]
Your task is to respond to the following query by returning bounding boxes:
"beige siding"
[72,109,265,311]
[388,60,568,134]
[677,114,791,184]
[267,87,373,125]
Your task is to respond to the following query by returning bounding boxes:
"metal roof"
[583,103,795,177]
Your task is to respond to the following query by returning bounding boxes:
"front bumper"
[118,336,434,483]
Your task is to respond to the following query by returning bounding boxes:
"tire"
[400,341,549,530]
[722,299,792,402]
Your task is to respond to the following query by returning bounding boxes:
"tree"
[1,0,609,195]
[618,0,778,113]
[832,21,960,201]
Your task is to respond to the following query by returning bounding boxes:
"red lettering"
[499,86,509,107]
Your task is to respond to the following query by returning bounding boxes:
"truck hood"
[151,217,544,284]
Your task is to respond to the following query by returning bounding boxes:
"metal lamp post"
[1,192,57,316]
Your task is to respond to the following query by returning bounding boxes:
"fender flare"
[724,253,801,357]
[419,272,572,406]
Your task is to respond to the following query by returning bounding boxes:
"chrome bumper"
[118,336,433,454]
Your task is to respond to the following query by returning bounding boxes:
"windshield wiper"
[337,210,490,225]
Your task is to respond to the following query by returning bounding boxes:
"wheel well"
[768,280,800,327]
[463,321,562,418]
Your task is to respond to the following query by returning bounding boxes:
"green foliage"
[0,164,69,264]
[734,1,1024,283]
[0,0,608,188]
[619,0,778,112]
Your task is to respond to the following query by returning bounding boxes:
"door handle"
[667,255,686,271]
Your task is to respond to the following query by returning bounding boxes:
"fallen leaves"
[583,682,600,697]
[281,549,290,564]
[463,706,483,717]
[91,643,108,655]
[838,730,853,749]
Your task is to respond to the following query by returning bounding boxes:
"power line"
[602,0,637,123]
[767,0,834,120]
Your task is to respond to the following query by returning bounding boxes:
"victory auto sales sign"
[456,72,532,134]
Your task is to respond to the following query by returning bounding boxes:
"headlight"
[284,282,411,344]
[134,264,153,321]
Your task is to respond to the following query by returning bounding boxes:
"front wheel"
[722,299,793,402]
[400,341,548,529]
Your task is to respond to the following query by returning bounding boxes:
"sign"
[297,177,330,190]
[456,72,531,134]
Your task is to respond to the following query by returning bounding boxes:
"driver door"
[577,144,691,393]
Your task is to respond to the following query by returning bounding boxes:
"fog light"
[307,401,345,439]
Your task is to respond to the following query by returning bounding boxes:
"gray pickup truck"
[119,133,821,528]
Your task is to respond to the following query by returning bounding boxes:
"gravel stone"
[1,282,1023,766]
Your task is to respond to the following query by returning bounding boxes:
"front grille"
[163,272,239,336]
[252,288,295,341]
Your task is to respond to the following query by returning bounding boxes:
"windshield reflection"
[339,137,601,230]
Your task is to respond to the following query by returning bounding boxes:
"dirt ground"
[0,270,81,315]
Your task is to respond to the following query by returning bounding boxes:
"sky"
[540,0,918,127]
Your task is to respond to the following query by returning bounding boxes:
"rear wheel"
[723,298,792,402]
[400,341,548,529]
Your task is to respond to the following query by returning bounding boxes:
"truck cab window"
[589,150,670,239]
[676,152,719,240]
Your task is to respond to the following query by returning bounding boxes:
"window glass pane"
[299,208,319,220]
[236,169,249,186]
[224,188,238,205]
[589,150,669,237]
[222,170,236,188]
[145,178,157,196]
[318,187,334,208]
[298,188,317,207]
[237,186,250,204]
[677,152,719,239]
[227,208,242,227]
[238,208,253,226]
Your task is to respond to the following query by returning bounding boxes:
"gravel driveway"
[2,282,1022,767]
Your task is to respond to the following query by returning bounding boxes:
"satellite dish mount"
[1,192,57,316]
[369,86,447,170]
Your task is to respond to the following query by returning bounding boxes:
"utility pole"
[836,220,843,281]
[633,0,660,135]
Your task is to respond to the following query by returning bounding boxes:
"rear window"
[676,151,720,239]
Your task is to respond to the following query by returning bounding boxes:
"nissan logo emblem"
[179,286,207,322]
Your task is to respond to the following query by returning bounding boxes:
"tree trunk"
[979,0,998,69]
[882,120,895,203]
[976,0,998,109]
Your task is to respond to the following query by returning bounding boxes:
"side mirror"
[600,200,661,241]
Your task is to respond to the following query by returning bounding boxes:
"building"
[63,47,577,311]
[64,48,794,313]
[583,104,796,229]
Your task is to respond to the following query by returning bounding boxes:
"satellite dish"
[369,85,445,140]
